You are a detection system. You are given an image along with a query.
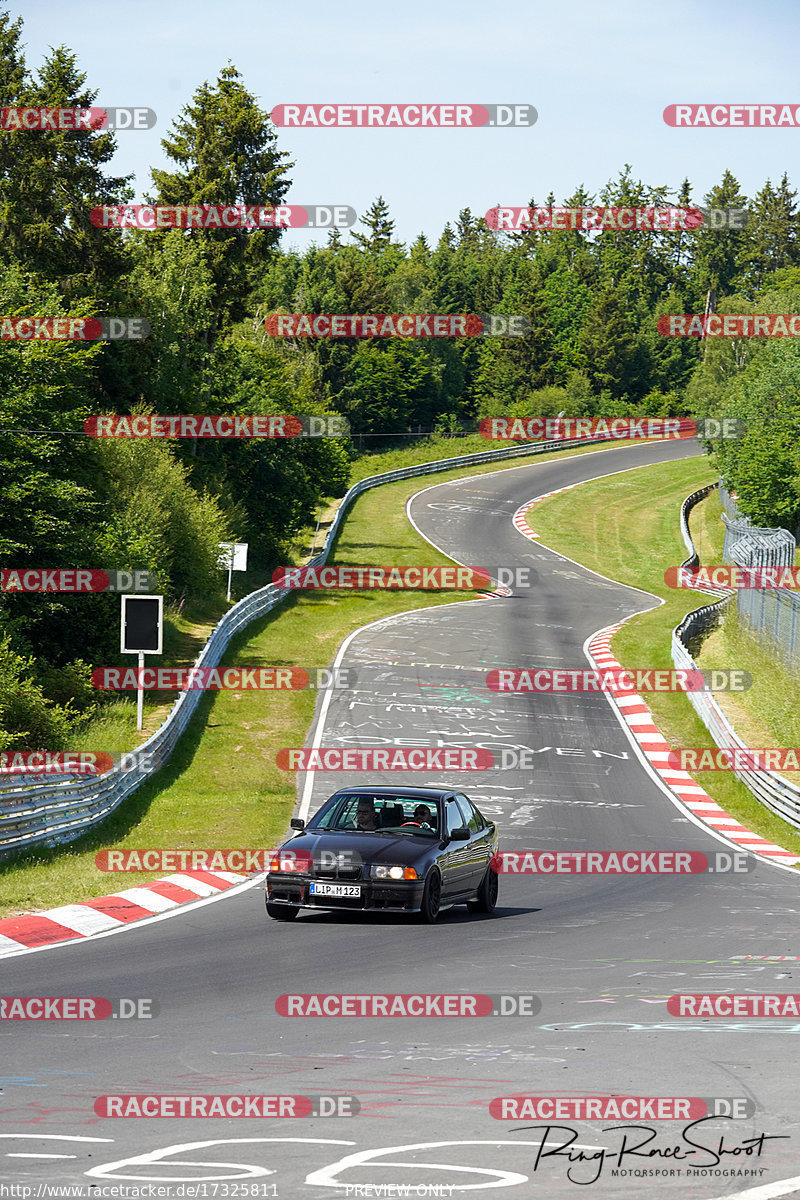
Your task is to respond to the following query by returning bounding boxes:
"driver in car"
[403,804,434,829]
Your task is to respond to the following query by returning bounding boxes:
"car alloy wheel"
[467,864,499,914]
[419,869,441,923]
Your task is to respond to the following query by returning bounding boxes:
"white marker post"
[217,541,248,602]
[120,595,164,732]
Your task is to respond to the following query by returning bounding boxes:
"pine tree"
[742,173,800,292]
[690,170,749,303]
[151,64,293,340]
[351,196,396,253]
[0,36,130,298]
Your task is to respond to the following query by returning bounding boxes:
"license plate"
[310,883,361,898]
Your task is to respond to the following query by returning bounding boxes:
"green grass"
[694,491,800,759]
[527,460,800,860]
[0,434,644,916]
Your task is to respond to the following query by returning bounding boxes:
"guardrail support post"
[137,650,145,732]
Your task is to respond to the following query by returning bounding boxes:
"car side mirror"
[290,818,305,830]
[450,826,470,841]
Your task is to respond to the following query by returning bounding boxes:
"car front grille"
[312,862,363,881]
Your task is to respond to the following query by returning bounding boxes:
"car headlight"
[370,865,418,880]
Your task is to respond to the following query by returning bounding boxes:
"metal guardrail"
[723,515,795,567]
[0,433,609,858]
[722,518,800,670]
[718,481,739,521]
[678,483,717,570]
[671,484,800,831]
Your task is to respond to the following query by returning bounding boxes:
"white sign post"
[218,541,248,602]
[120,595,163,732]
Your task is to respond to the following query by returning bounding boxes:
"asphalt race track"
[3,438,800,1199]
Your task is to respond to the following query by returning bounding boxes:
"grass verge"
[694,491,800,766]
[0,435,647,916]
[526,457,800,860]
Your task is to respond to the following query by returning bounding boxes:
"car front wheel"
[467,864,499,914]
[418,869,441,923]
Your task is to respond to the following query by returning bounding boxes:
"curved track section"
[3,440,799,1199]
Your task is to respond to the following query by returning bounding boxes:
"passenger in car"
[355,799,377,830]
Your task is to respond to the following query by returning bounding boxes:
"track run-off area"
[3,438,800,1200]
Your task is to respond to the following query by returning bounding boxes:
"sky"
[14,0,800,249]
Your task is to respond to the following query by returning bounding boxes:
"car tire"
[418,869,441,924]
[266,900,299,921]
[467,864,499,914]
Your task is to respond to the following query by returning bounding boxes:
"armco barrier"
[0,433,612,858]
[671,483,800,830]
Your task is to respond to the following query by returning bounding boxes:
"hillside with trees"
[1,5,799,749]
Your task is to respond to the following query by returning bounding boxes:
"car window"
[310,795,438,834]
[445,799,465,836]
[455,794,482,833]
[406,802,437,833]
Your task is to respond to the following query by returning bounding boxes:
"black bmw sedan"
[265,785,499,923]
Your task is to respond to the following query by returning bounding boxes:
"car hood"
[281,830,438,866]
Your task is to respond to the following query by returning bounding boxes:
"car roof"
[328,785,454,800]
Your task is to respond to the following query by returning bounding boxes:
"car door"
[454,793,495,891]
[439,796,472,900]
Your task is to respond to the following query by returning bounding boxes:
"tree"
[0,32,130,298]
[338,341,442,433]
[741,174,800,293]
[578,283,647,399]
[351,195,397,254]
[100,229,216,414]
[150,64,293,341]
[690,170,749,304]
[0,263,112,666]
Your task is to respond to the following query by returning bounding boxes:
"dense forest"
[1,6,799,750]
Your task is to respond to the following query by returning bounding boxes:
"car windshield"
[311,794,440,835]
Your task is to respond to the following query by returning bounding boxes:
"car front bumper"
[267,874,426,913]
